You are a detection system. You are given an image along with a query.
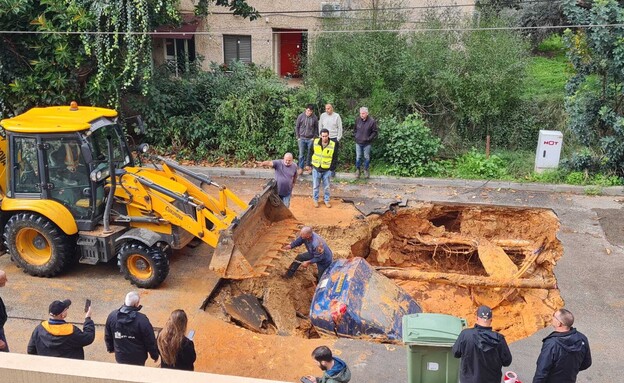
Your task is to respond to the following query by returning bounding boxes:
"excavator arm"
[113,157,297,279]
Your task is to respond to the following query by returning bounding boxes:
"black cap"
[477,305,492,320]
[49,299,72,316]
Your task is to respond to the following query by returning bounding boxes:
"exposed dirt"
[206,198,564,345]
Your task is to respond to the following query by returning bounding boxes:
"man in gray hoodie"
[303,345,351,383]
[452,305,512,383]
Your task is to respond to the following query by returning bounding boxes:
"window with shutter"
[223,35,252,65]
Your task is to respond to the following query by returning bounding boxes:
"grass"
[522,55,569,102]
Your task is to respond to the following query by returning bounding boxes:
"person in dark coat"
[157,309,196,371]
[105,291,159,365]
[0,270,10,352]
[27,299,95,359]
[452,305,512,383]
[532,308,591,383]
[353,106,378,179]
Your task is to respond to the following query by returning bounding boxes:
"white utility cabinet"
[534,130,563,173]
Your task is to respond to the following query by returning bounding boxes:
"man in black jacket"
[452,305,512,383]
[354,107,378,179]
[0,270,8,352]
[532,308,591,383]
[105,291,159,365]
[27,299,95,359]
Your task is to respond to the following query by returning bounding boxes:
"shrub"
[453,149,508,179]
[528,169,567,183]
[375,113,442,176]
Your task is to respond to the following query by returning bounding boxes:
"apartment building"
[152,0,473,76]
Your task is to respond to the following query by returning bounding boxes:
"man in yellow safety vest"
[311,129,335,208]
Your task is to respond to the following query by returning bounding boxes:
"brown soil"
[205,198,563,350]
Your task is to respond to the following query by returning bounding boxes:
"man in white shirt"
[318,103,342,177]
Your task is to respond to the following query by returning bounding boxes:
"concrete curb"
[187,166,624,196]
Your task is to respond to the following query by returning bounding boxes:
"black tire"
[3,213,76,277]
[118,241,169,288]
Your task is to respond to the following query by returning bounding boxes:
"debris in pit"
[222,294,272,333]
[310,257,421,342]
[263,287,298,336]
[343,197,407,216]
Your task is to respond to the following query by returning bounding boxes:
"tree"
[0,0,258,118]
[563,0,624,175]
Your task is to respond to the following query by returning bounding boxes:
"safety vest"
[311,138,335,170]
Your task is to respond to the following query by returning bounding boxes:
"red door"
[279,30,303,77]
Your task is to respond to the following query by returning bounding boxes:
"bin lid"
[402,313,466,345]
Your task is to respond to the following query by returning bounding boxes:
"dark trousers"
[286,252,329,282]
[330,138,339,172]
[0,327,9,352]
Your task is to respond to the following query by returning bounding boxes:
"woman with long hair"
[157,309,196,370]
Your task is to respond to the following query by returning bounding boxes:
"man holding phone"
[303,346,351,383]
[27,299,95,359]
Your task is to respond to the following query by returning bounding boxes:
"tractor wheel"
[118,241,169,288]
[4,213,76,277]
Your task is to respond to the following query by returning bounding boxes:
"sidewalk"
[192,166,624,196]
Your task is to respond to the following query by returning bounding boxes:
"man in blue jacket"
[532,308,591,383]
[452,305,512,383]
[282,226,333,282]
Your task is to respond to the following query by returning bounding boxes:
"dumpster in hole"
[310,257,422,342]
[402,313,466,383]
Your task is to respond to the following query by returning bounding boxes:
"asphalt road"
[1,169,622,382]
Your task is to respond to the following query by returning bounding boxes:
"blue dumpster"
[310,257,422,341]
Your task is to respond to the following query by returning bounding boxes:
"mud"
[207,199,563,344]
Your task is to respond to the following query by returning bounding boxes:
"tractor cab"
[1,103,132,231]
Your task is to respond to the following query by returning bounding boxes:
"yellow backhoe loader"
[0,103,295,288]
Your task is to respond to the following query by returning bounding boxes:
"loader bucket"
[210,180,299,279]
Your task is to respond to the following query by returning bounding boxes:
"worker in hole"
[282,226,333,282]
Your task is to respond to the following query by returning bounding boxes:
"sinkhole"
[205,201,563,343]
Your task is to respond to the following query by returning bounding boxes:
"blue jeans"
[280,194,291,208]
[355,143,372,170]
[298,138,314,169]
[312,168,331,203]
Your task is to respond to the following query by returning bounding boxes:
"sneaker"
[364,169,370,179]
[304,166,312,174]
[313,200,319,208]
[297,168,303,175]
[355,169,360,179]
[331,171,336,178]
[325,201,332,208]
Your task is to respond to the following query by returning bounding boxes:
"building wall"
[154,0,474,74]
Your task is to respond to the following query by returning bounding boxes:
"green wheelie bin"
[402,313,467,383]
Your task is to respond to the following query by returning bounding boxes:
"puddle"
[205,201,563,343]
